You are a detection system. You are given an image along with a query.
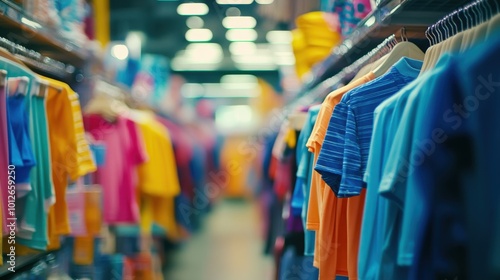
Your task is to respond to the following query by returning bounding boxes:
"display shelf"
[0,0,88,67]
[299,0,472,94]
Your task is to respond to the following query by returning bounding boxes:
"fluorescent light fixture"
[266,30,292,44]
[275,55,295,65]
[111,44,129,60]
[226,29,258,41]
[229,42,257,55]
[216,105,254,132]
[232,54,274,64]
[177,3,209,16]
[220,74,258,84]
[181,83,204,98]
[186,16,204,28]
[256,0,274,3]
[172,43,223,70]
[225,7,241,16]
[223,16,257,29]
[235,63,278,70]
[185,28,213,42]
[216,0,253,4]
[171,57,221,71]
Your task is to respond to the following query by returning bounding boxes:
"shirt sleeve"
[67,92,97,181]
[339,105,363,197]
[315,100,349,195]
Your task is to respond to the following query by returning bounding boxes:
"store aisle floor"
[163,199,274,280]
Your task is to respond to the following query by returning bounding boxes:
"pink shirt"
[83,114,147,224]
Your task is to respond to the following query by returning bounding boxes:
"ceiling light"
[226,29,258,41]
[235,64,278,71]
[220,74,258,84]
[275,55,296,65]
[111,44,129,60]
[229,42,257,55]
[186,16,204,28]
[217,0,253,4]
[185,43,223,60]
[232,54,274,64]
[171,57,221,71]
[185,28,213,42]
[225,7,241,16]
[256,0,274,3]
[181,83,204,98]
[266,30,292,44]
[177,3,209,16]
[222,16,257,29]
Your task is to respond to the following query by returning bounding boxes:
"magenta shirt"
[84,114,148,224]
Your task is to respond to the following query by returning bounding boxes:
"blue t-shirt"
[378,54,456,270]
[406,37,500,280]
[292,105,320,256]
[358,74,420,280]
[6,79,36,185]
[315,57,422,197]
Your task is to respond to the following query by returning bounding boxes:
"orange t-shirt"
[306,72,374,280]
[43,77,96,250]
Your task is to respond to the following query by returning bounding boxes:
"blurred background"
[0,0,489,279]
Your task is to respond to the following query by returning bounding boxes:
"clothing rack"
[283,34,399,117]
[426,0,500,45]
[0,36,75,81]
[297,0,473,95]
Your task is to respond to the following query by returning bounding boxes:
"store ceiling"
[109,0,288,76]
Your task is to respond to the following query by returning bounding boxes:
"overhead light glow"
[217,0,253,4]
[111,44,129,60]
[216,105,254,132]
[181,83,204,98]
[220,74,258,84]
[256,0,274,3]
[275,55,296,65]
[225,7,241,16]
[185,43,223,60]
[232,54,274,64]
[186,16,204,28]
[266,30,292,44]
[226,29,258,41]
[125,31,144,58]
[223,16,257,29]
[235,63,278,71]
[229,42,257,55]
[177,3,209,16]
[185,28,213,42]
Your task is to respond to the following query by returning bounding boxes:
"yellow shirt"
[130,111,181,240]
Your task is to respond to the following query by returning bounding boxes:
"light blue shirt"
[293,105,320,256]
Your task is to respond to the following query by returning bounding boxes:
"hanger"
[371,40,425,77]
[420,0,499,73]
[32,79,49,98]
[84,79,130,122]
[0,47,30,68]
[7,76,29,97]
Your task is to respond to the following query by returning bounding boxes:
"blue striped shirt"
[315,57,423,197]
